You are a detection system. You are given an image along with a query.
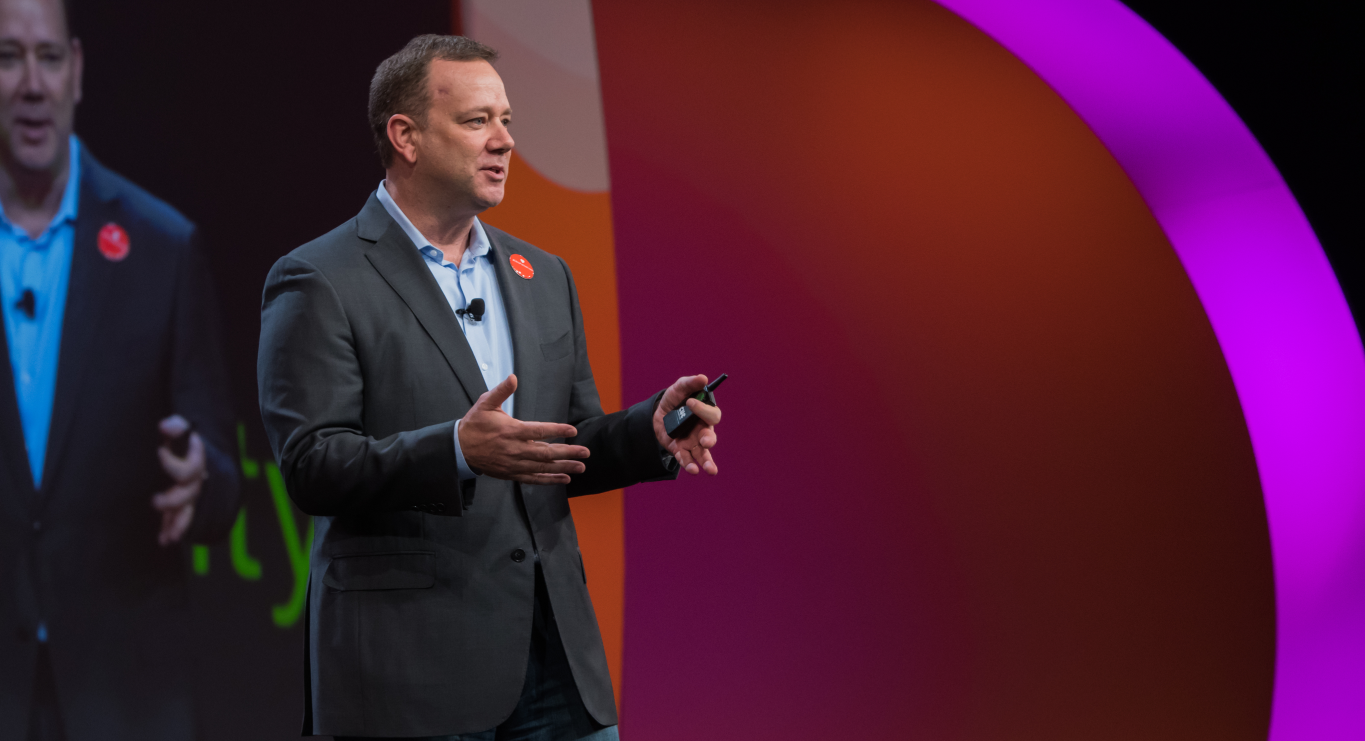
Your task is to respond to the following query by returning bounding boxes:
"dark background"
[1122,0,1361,325]
[61,0,1357,737]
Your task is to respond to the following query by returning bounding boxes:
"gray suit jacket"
[257,193,676,737]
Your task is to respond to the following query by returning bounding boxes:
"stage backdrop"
[598,0,1275,737]
[590,1,1363,739]
[47,0,1360,739]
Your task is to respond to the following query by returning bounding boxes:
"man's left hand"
[653,375,722,475]
[152,414,207,546]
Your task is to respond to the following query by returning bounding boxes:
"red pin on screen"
[510,253,534,279]
[98,223,131,261]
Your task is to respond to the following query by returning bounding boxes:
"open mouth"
[14,117,53,142]
[480,165,506,179]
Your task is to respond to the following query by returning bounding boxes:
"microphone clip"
[456,298,486,322]
[14,289,35,319]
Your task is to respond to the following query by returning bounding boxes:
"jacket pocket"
[322,551,435,591]
[540,330,573,362]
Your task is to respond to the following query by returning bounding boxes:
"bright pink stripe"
[933,1,1365,736]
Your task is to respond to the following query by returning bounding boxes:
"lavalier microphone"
[456,298,485,322]
[15,289,35,319]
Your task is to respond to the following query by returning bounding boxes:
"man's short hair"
[368,34,500,168]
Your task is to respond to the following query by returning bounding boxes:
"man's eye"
[34,44,65,64]
[468,117,486,125]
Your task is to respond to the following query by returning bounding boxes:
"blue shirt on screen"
[0,135,82,489]
[377,181,515,482]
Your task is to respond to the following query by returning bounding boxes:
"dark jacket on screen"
[256,193,676,737]
[0,150,241,741]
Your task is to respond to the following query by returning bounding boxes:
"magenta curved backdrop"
[591,0,1364,738]
[934,3,1365,738]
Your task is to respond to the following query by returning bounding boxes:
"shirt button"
[480,363,489,371]
[510,549,526,563]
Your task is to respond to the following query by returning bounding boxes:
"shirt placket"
[14,240,47,387]
[457,258,486,378]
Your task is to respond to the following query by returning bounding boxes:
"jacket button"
[510,549,526,563]
[432,502,446,513]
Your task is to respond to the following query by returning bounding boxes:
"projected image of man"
[0,0,240,738]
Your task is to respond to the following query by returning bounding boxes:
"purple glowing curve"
[931,0,1365,737]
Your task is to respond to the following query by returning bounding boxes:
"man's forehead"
[0,0,70,41]
[428,59,506,98]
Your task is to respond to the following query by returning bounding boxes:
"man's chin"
[472,188,506,212]
[3,137,65,175]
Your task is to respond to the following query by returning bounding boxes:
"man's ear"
[70,37,84,106]
[387,114,420,166]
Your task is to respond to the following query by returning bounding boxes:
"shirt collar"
[0,135,82,242]
[376,180,490,267]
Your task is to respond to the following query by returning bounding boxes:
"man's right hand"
[458,374,589,485]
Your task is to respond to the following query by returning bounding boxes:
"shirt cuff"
[453,420,479,481]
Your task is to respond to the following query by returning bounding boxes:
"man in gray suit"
[257,35,721,740]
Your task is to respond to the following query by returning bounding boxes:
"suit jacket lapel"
[41,154,118,498]
[485,227,539,423]
[358,195,489,407]
[484,227,559,539]
[0,319,36,515]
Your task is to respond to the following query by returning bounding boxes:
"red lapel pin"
[510,254,534,279]
[98,223,131,262]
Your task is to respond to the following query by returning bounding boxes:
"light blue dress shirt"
[376,182,515,482]
[0,135,82,489]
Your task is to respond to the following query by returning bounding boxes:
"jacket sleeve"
[174,229,242,544]
[257,253,466,517]
[557,256,679,498]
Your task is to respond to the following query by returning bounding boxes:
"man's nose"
[489,122,514,153]
[20,53,46,98]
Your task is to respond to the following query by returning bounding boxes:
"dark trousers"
[338,563,614,741]
[28,644,66,741]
